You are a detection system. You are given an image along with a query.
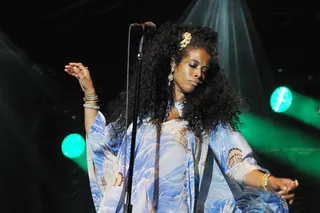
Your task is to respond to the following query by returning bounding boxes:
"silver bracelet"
[83,103,100,110]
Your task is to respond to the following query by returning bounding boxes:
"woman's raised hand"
[65,62,95,93]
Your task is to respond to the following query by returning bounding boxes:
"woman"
[65,22,298,213]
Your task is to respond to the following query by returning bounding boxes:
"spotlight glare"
[270,86,292,113]
[61,133,85,159]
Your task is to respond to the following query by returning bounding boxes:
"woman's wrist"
[261,173,273,191]
[84,88,96,95]
[83,89,99,102]
[83,89,100,110]
[265,175,276,192]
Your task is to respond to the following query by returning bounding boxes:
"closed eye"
[188,60,209,74]
[189,62,198,68]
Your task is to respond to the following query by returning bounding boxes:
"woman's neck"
[173,91,185,103]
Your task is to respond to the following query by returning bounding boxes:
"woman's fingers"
[289,199,294,205]
[64,65,75,74]
[65,62,89,79]
[281,193,295,200]
[64,62,94,92]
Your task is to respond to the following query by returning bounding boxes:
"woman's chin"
[182,87,196,94]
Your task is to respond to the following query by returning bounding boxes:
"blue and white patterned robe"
[86,111,289,213]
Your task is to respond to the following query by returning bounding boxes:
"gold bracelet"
[262,174,271,190]
[83,93,99,102]
[85,100,99,104]
[85,93,97,97]
[85,97,99,101]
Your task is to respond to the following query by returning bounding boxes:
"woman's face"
[173,48,211,100]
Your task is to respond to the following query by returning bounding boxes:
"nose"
[193,68,202,78]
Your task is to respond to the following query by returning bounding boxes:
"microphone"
[131,21,156,28]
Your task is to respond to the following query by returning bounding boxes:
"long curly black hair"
[104,22,247,140]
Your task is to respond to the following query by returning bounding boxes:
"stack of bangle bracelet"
[83,92,100,110]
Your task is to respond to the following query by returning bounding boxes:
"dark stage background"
[0,0,319,212]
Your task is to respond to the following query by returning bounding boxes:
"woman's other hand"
[267,176,298,205]
[65,62,95,93]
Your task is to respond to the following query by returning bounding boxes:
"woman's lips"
[189,80,198,86]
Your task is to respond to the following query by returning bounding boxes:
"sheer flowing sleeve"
[209,124,270,184]
[86,111,121,212]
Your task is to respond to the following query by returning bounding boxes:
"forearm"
[84,89,99,135]
[64,62,100,135]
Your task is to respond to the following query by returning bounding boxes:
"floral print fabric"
[86,112,288,213]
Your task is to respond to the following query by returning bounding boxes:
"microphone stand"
[124,26,145,213]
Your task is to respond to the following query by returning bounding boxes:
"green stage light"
[61,133,85,159]
[270,86,292,113]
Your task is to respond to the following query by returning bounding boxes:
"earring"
[168,73,173,86]
[168,63,175,86]
[168,67,174,86]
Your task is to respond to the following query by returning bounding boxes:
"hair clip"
[179,32,192,50]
